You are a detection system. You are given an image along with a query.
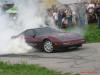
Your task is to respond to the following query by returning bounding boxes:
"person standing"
[95,3,100,28]
[77,3,87,29]
[53,10,58,25]
[58,10,63,27]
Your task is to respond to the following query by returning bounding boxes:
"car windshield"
[35,27,61,36]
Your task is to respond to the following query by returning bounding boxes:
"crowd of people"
[87,1,100,24]
[1,1,100,29]
[48,6,75,28]
[48,1,100,28]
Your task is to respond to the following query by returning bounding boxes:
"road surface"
[0,43,100,74]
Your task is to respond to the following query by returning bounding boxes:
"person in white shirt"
[53,10,58,25]
[87,2,95,9]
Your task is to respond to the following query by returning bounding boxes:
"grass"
[84,24,100,43]
[0,62,62,75]
[0,62,80,75]
[63,23,100,43]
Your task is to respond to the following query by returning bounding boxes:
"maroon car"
[13,27,85,53]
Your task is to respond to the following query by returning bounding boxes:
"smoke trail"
[0,0,47,55]
[0,8,32,54]
[14,0,45,30]
[0,0,56,55]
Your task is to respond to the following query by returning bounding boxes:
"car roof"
[26,27,51,31]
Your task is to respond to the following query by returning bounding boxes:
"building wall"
[90,0,100,2]
[44,0,60,8]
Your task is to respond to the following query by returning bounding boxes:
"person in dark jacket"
[95,3,100,28]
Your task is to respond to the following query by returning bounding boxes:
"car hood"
[49,32,84,42]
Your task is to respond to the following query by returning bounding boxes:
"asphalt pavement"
[0,43,100,74]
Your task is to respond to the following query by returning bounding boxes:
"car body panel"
[12,27,85,50]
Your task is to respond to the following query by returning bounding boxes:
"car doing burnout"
[12,27,85,53]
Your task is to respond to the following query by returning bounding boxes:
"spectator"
[62,17,68,28]
[52,10,58,25]
[48,1,100,28]
[58,10,63,27]
[87,1,95,9]
[87,1,97,23]
[74,3,80,25]
[77,3,87,28]
[66,8,72,24]
[95,3,100,28]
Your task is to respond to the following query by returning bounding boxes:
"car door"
[25,29,37,46]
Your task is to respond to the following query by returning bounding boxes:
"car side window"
[25,30,35,36]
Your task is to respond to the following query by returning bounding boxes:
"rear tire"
[43,40,54,53]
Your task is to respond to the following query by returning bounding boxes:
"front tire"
[43,40,54,53]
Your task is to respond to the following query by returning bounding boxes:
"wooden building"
[44,0,60,8]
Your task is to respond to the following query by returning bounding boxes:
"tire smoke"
[0,0,48,55]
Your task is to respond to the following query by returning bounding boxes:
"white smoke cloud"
[8,36,32,54]
[0,0,47,55]
[0,9,33,55]
[14,0,46,30]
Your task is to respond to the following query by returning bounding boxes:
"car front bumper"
[53,39,86,48]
